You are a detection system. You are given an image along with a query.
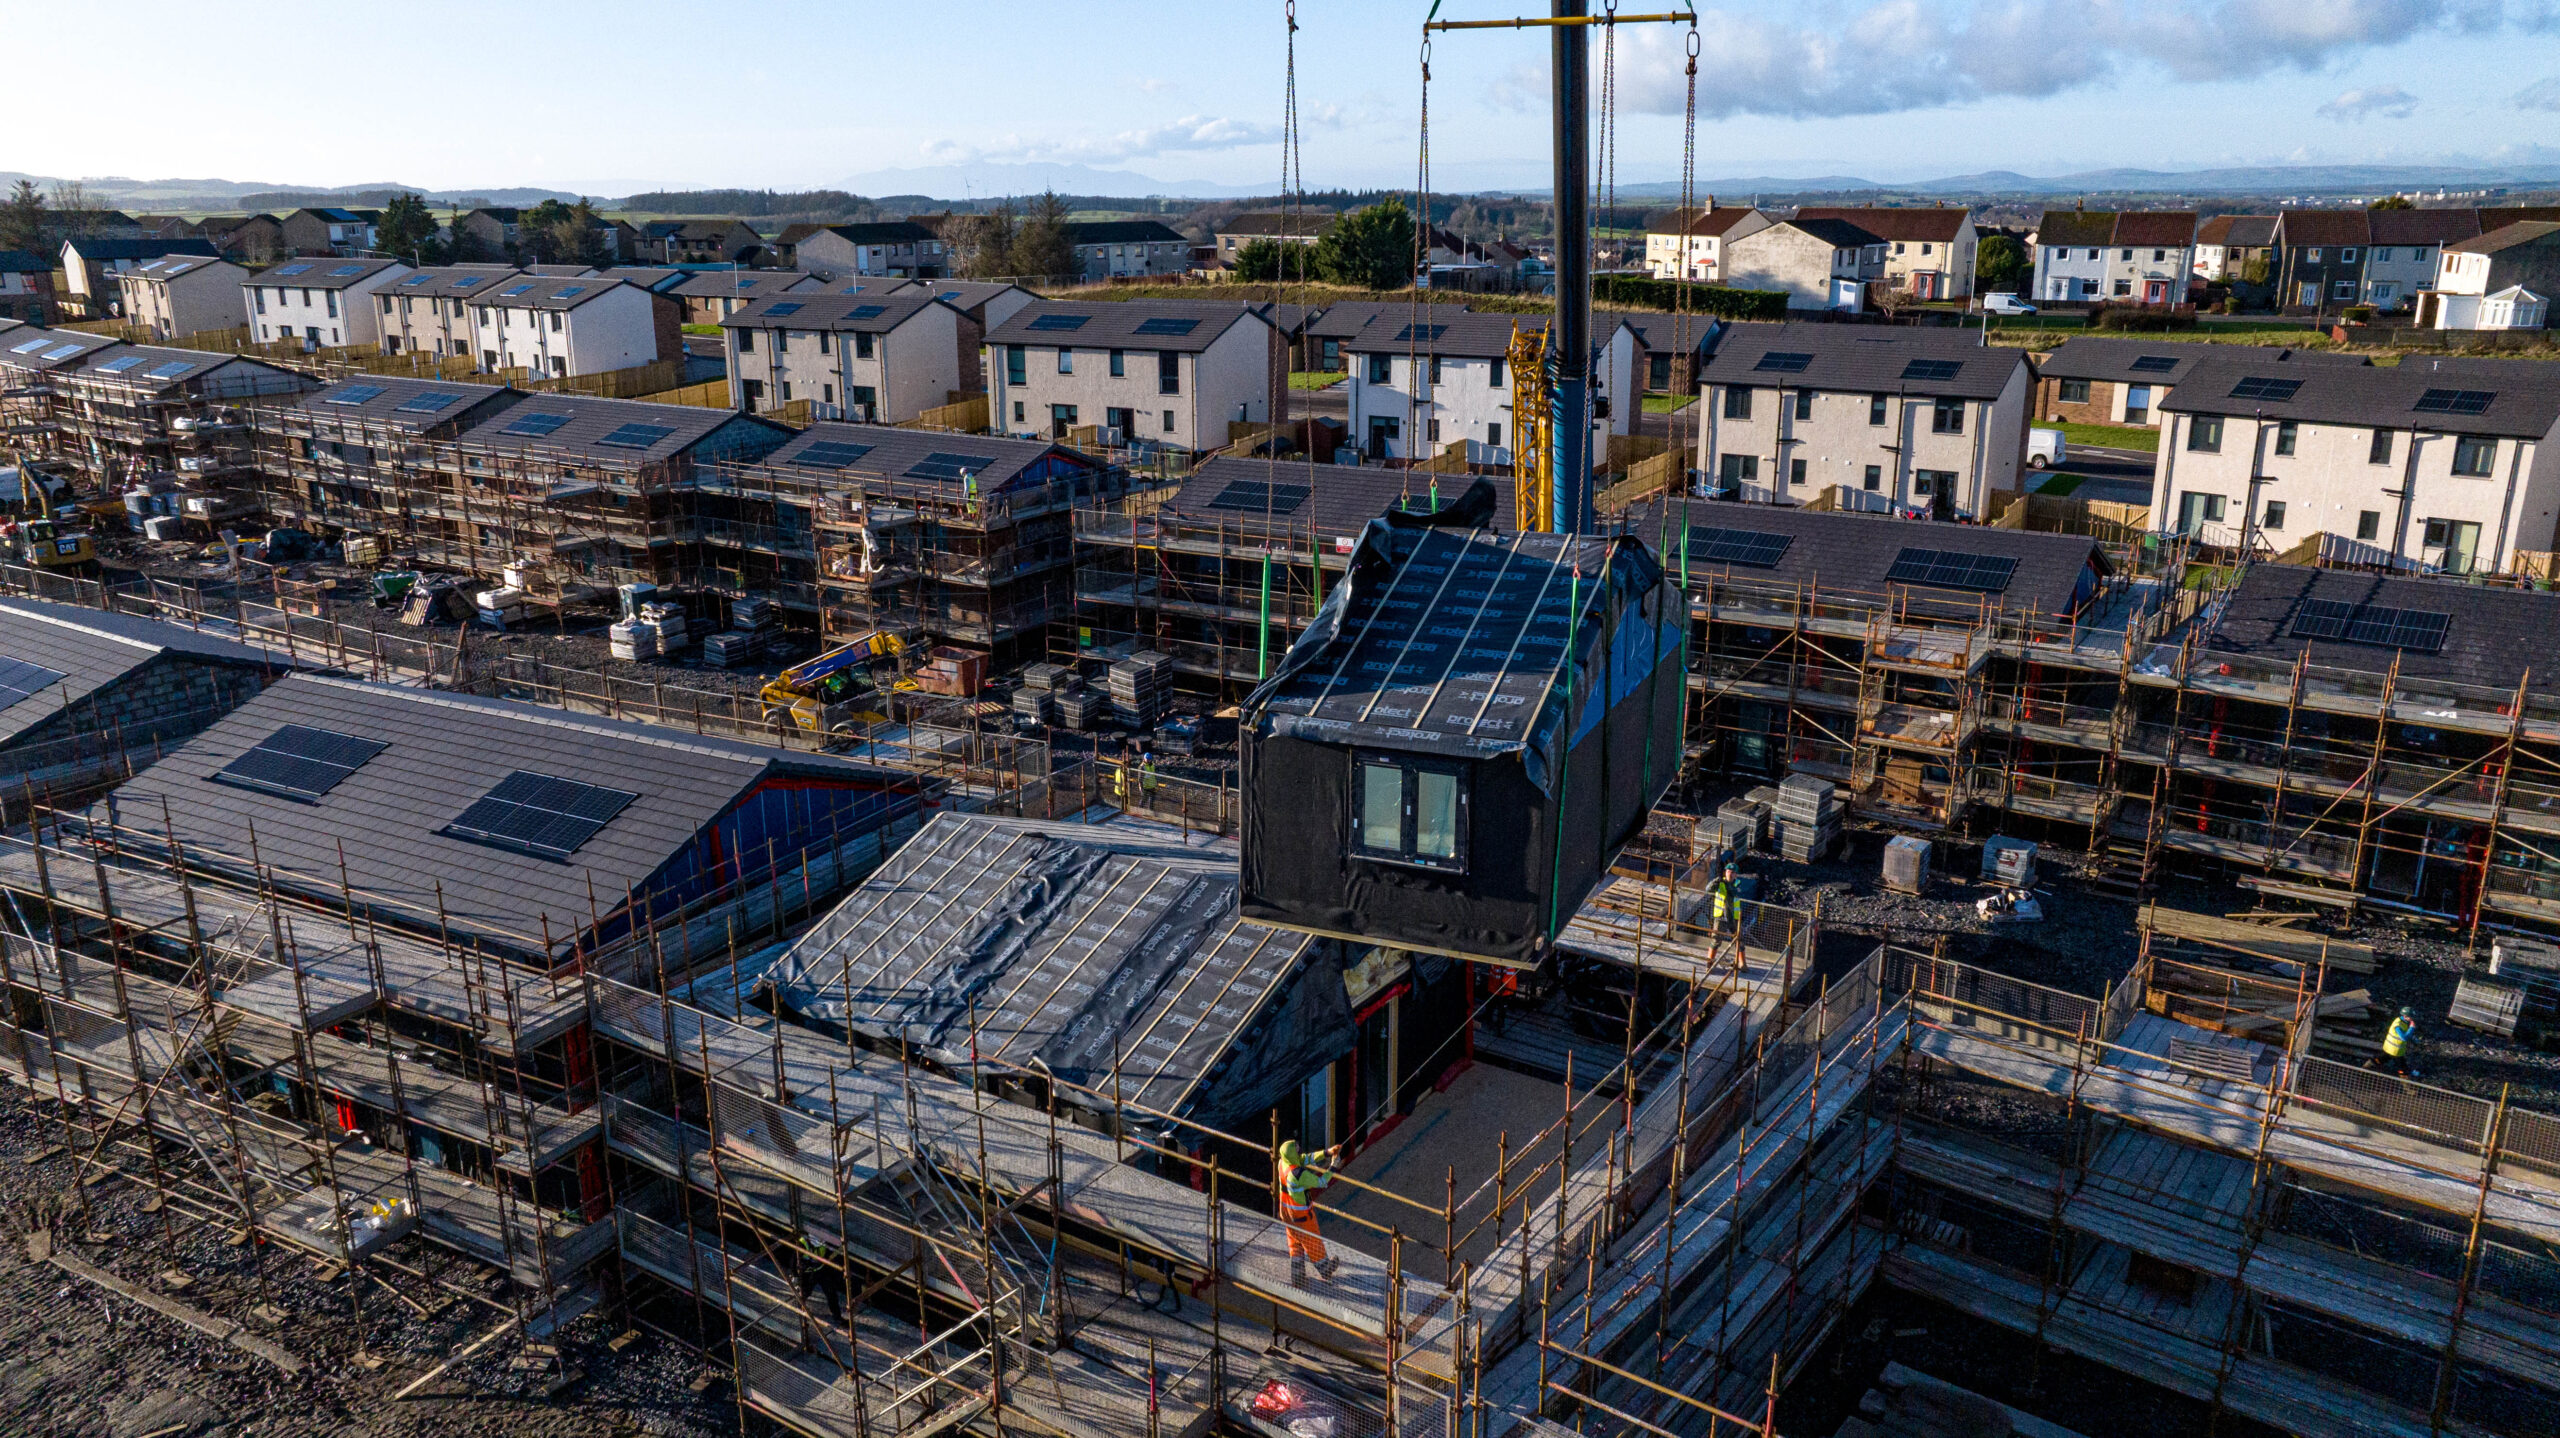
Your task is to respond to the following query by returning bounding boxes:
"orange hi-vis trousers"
[1279,1195,1328,1263]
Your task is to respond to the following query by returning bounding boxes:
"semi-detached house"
[984,300,1280,452]
[2152,351,2560,574]
[1693,321,2031,516]
[1795,207,1977,300]
[246,256,411,349]
[2029,211,2194,304]
[1061,221,1189,281]
[721,291,968,422]
[465,275,677,378]
[1340,309,1636,464]
[373,266,524,358]
[672,270,821,326]
[1641,205,1771,282]
[791,222,948,280]
[1720,218,1886,312]
[116,255,249,341]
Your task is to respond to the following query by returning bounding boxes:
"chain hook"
[1687,28,1702,60]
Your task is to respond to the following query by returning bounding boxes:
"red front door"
[2145,280,2168,304]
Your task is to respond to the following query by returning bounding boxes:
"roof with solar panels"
[985,298,1273,354]
[1621,498,2110,619]
[249,256,406,290]
[0,326,128,374]
[465,274,644,312]
[670,269,822,300]
[751,422,1106,493]
[2159,348,2560,439]
[1165,456,1517,540]
[286,375,524,433]
[718,290,952,333]
[56,343,303,395]
[95,673,920,959]
[1695,320,2026,401]
[0,596,286,749]
[2202,566,2560,691]
[443,392,793,466]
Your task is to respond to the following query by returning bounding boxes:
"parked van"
[2028,427,2067,468]
[1981,293,2037,315]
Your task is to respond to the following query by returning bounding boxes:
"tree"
[2368,195,2415,211]
[952,203,1018,280]
[517,199,576,262]
[1230,237,1315,283]
[377,192,439,263]
[1009,191,1077,284]
[47,179,97,236]
[1313,200,1416,291]
[0,181,44,255]
[445,207,497,264]
[1974,234,2027,293]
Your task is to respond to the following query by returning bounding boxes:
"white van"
[2028,428,2067,468]
[1981,293,2037,315]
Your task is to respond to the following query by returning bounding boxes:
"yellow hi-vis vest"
[2384,1014,2415,1058]
[1710,879,1734,922]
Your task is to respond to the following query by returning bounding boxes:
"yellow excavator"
[759,630,908,739]
[3,459,94,569]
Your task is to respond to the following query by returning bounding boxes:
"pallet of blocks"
[1773,774,1840,862]
[1019,661,1074,695]
[1717,794,1771,852]
[607,618,659,662]
[1883,835,1933,895]
[1054,685,1104,731]
[1107,651,1172,730]
[2450,973,2526,1039]
[1008,684,1055,725]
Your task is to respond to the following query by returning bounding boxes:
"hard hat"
[2400,1006,2415,1019]
[1279,1140,1303,1165]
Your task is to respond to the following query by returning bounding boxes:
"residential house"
[463,275,678,378]
[128,216,199,243]
[2030,209,2119,303]
[46,211,142,239]
[1213,210,1335,266]
[116,255,249,340]
[984,299,1281,452]
[2032,337,2227,428]
[886,280,1037,389]
[58,237,219,319]
[791,221,948,280]
[1341,309,1636,464]
[1692,320,2033,515]
[1796,206,1977,299]
[246,257,411,349]
[1061,221,1189,281]
[2152,351,2560,573]
[45,343,311,487]
[0,252,55,325]
[1720,217,1886,312]
[373,266,519,358]
[2426,223,2560,331]
[2271,210,2372,313]
[456,207,527,257]
[202,214,287,264]
[642,220,763,265]
[1304,301,1458,375]
[2363,209,2480,312]
[1641,205,1772,282]
[279,207,381,257]
[602,266,692,295]
[721,292,968,421]
[0,598,289,801]
[671,269,822,326]
[2192,215,2279,283]
[1600,308,1719,395]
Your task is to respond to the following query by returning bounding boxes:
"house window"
[325,291,338,318]
[1163,409,1176,433]
[1109,348,1125,377]
[2261,500,2286,531]
[1868,394,1888,425]
[2120,248,2133,261]
[1863,464,1882,491]
[1006,345,1026,386]
[2305,248,2321,262]
[2369,430,2394,464]
[2453,435,2498,477]
[2356,510,2380,541]
[1930,398,1964,435]
[551,357,567,378]
[1352,754,1466,872]
[1789,458,1807,488]
[817,332,832,355]
[253,289,267,314]
[2112,279,2132,297]
[1722,386,1753,420]
[1057,347,1073,374]
[851,385,877,415]
[1367,353,1392,383]
[1488,421,1503,448]
[2274,420,2297,457]
[1490,355,1505,385]
[549,312,562,331]
[2153,249,2165,262]
[854,332,873,360]
[2375,247,2394,263]
[2332,280,2356,301]
[738,329,755,354]
[1427,356,1443,386]
[822,383,835,405]
[2187,416,2223,453]
[1106,406,1134,434]
[1717,453,1757,489]
[1793,390,1813,421]
[2058,378,2090,403]
[1158,351,1180,396]
[1427,418,1441,443]
[2339,248,2357,263]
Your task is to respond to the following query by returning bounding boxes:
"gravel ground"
[0,1084,759,1438]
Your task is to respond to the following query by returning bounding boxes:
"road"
[2042,443,2155,505]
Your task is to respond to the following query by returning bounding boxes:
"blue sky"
[15,1,2560,197]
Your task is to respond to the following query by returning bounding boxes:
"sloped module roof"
[1621,500,2109,620]
[2159,349,2560,440]
[1795,207,1967,242]
[0,327,125,373]
[0,597,282,747]
[721,291,947,333]
[451,393,792,466]
[251,257,404,291]
[290,375,521,433]
[97,674,907,958]
[2034,337,2214,384]
[766,814,1331,1118]
[987,299,1269,354]
[1699,321,2026,402]
[1167,457,1517,541]
[756,422,1102,494]
[2203,566,2560,693]
[1248,510,1679,793]
[671,269,819,299]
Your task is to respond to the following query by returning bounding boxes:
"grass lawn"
[1289,371,1345,390]
[2031,472,2086,496]
[681,323,723,337]
[2055,422,2160,453]
[1641,393,1695,413]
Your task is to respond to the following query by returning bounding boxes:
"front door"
[1048,403,1078,438]
[2145,279,2168,304]
[2124,384,2152,425]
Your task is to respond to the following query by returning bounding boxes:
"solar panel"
[2339,604,2450,653]
[1204,479,1312,515]
[501,283,535,297]
[9,338,48,354]
[451,276,484,289]
[793,440,875,469]
[2414,388,2494,415]
[0,657,65,711]
[1885,547,2018,593]
[1393,324,1447,343]
[442,771,636,860]
[211,724,388,802]
[551,285,585,299]
[1027,313,1090,331]
[2228,376,2301,401]
[1134,316,1201,337]
[2288,598,2354,640]
[324,384,387,406]
[394,390,465,414]
[1754,352,1813,373]
[45,345,82,361]
[273,264,312,276]
[402,274,435,286]
[499,411,573,437]
[329,264,365,277]
[1685,526,1794,568]
[596,422,677,450]
[905,451,998,482]
[762,301,803,317]
[1900,358,1964,381]
[144,360,195,378]
[846,304,886,320]
[934,290,961,301]
[2128,354,2181,374]
[94,355,145,374]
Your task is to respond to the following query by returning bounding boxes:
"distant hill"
[0,173,581,211]
[837,162,1267,200]
[1552,161,2560,200]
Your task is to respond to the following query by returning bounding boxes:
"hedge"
[1593,275,1789,321]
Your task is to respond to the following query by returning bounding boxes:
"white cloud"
[1492,1,2554,120]
[2517,75,2560,109]
[921,114,1281,167]
[2318,84,2420,119]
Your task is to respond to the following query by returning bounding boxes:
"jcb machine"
[759,630,909,741]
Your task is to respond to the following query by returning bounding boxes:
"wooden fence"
[901,395,988,433]
[638,378,732,410]
[1993,492,2151,542]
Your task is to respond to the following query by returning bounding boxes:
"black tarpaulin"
[1182,946,1354,1136]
